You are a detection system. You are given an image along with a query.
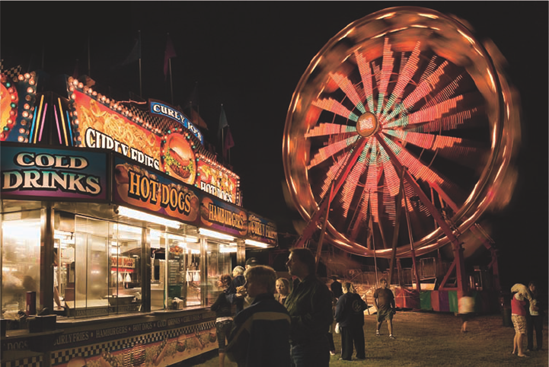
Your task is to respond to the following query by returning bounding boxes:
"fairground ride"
[282,7,521,295]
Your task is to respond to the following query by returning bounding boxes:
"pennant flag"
[218,105,229,138]
[223,125,235,160]
[190,108,209,130]
[164,33,177,79]
[121,32,141,65]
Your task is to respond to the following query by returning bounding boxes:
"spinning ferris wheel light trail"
[283,6,520,293]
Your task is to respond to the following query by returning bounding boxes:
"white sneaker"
[376,331,381,336]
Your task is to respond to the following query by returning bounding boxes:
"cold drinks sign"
[1,145,108,201]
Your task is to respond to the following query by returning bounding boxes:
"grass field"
[176,311,548,366]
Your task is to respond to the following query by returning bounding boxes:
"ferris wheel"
[283,7,520,259]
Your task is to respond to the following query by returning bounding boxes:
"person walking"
[225,265,291,367]
[458,292,475,333]
[374,278,396,339]
[526,281,544,352]
[285,248,333,367]
[335,282,368,361]
[210,274,234,367]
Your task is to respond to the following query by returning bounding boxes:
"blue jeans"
[291,335,330,367]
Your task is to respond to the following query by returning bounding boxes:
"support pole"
[388,166,406,285]
[368,203,379,286]
[294,138,367,248]
[169,57,174,105]
[377,137,467,294]
[315,183,333,273]
[403,192,421,292]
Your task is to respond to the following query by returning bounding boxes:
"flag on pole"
[164,33,177,79]
[121,33,141,65]
[218,105,229,138]
[223,125,235,161]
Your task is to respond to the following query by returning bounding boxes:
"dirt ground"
[177,311,548,367]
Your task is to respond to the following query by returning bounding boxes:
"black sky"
[2,2,547,290]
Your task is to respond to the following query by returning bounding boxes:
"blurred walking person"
[458,292,475,333]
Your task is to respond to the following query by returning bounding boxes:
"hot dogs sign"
[66,79,239,205]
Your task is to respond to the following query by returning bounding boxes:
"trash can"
[502,306,512,327]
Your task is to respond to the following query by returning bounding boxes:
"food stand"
[1,72,277,367]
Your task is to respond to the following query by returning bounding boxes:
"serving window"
[150,229,203,310]
[1,210,42,321]
[1,201,241,326]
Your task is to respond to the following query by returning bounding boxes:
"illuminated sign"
[71,89,162,170]
[356,111,378,137]
[247,213,278,246]
[150,100,203,145]
[1,145,108,200]
[197,158,238,204]
[66,79,239,205]
[113,157,200,224]
[1,72,37,143]
[200,196,247,237]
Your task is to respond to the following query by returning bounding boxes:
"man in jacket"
[285,248,333,367]
[226,265,291,367]
[335,282,367,360]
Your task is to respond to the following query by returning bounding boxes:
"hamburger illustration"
[162,133,196,185]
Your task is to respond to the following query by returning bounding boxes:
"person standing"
[330,276,343,300]
[227,266,245,313]
[242,258,259,309]
[511,283,529,357]
[210,274,234,367]
[275,277,291,305]
[526,281,544,352]
[285,248,333,367]
[335,282,367,361]
[225,265,291,367]
[373,278,396,339]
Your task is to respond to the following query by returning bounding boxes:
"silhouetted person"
[285,248,333,367]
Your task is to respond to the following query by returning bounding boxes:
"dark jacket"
[284,275,333,345]
[335,292,367,327]
[226,293,291,367]
[211,289,233,318]
[227,275,246,313]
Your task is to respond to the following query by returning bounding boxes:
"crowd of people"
[211,248,399,367]
[211,250,546,366]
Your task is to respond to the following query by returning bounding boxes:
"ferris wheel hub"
[356,111,378,137]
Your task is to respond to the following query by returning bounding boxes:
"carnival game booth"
[1,73,277,367]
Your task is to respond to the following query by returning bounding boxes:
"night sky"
[2,2,547,291]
